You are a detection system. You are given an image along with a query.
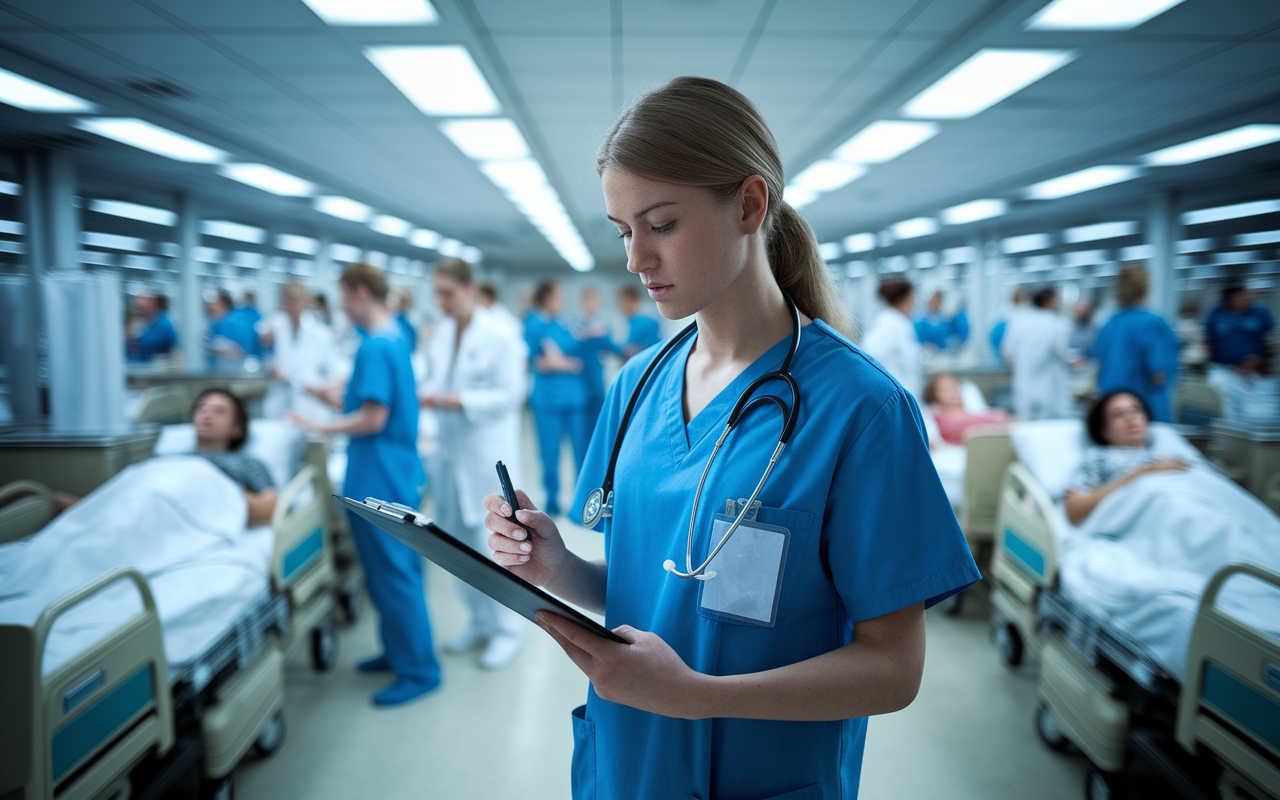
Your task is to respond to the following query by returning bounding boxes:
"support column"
[44,152,80,271]
[6,153,47,421]
[176,194,204,371]
[1147,191,1179,322]
[966,235,988,360]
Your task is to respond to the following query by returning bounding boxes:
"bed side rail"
[959,429,1016,540]
[1175,563,1280,794]
[1,567,175,800]
[271,464,333,603]
[991,462,1059,599]
[0,479,57,545]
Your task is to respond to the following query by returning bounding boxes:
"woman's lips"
[645,283,672,298]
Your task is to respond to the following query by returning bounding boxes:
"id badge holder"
[698,512,790,627]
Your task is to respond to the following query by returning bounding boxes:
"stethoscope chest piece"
[581,487,611,527]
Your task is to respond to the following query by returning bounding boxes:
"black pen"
[496,460,535,539]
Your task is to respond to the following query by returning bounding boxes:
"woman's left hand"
[537,612,705,719]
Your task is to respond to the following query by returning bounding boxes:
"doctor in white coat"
[261,283,342,421]
[861,279,923,399]
[1003,287,1074,419]
[420,258,528,670]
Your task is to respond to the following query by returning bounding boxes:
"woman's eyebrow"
[607,200,677,223]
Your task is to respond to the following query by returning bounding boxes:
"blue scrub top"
[395,312,417,352]
[526,312,587,410]
[343,323,424,504]
[575,316,615,401]
[951,310,970,344]
[914,314,950,349]
[625,314,661,352]
[570,320,980,800]
[129,313,177,362]
[1091,309,1180,423]
[1205,305,1273,365]
[989,319,1007,365]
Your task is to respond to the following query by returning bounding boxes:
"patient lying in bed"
[923,373,1009,447]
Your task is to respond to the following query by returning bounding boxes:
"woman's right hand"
[483,490,567,587]
[1131,458,1191,480]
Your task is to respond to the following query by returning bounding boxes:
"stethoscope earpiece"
[663,559,716,580]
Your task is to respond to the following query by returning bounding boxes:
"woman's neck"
[693,257,797,368]
[196,437,229,452]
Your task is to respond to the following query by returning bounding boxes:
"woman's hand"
[537,613,703,719]
[1128,457,1190,482]
[483,490,569,587]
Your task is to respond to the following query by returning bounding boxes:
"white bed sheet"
[0,456,272,676]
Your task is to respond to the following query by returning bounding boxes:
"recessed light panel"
[220,163,316,196]
[303,0,438,25]
[1027,0,1185,30]
[0,67,95,112]
[366,45,500,116]
[903,49,1075,119]
[832,121,939,164]
[76,118,228,163]
[1143,124,1280,166]
[440,118,529,160]
[942,198,1008,225]
[1025,165,1140,199]
[88,199,177,226]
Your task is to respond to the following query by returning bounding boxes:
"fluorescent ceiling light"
[315,195,374,223]
[783,186,819,208]
[891,217,940,240]
[194,246,221,263]
[81,232,148,252]
[1234,230,1280,247]
[1025,165,1140,199]
[88,199,176,226]
[832,120,939,164]
[1027,0,1185,30]
[219,163,316,196]
[1063,220,1138,243]
[943,246,977,264]
[475,157,594,271]
[1121,244,1153,261]
[1177,238,1213,253]
[1142,124,1280,166]
[440,118,529,160]
[329,243,362,262]
[480,158,547,193]
[201,220,266,244]
[0,180,19,196]
[941,198,1008,225]
[1182,199,1280,226]
[303,0,437,25]
[410,228,442,249]
[1063,250,1107,267]
[366,45,500,116]
[371,214,412,238]
[277,234,318,255]
[75,118,229,163]
[0,67,95,112]
[0,219,22,235]
[459,245,483,263]
[792,160,866,192]
[818,242,842,261]
[903,49,1075,119]
[1003,233,1052,254]
[437,238,463,257]
[843,232,877,253]
[915,252,939,269]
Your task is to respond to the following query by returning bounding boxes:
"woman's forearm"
[245,489,278,526]
[312,402,389,436]
[545,553,608,614]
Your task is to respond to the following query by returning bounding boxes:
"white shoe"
[479,634,522,671]
[442,629,486,655]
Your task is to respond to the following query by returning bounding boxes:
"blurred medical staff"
[989,289,1027,366]
[915,291,950,350]
[617,284,660,361]
[1206,285,1273,376]
[394,288,418,352]
[1003,288,1073,419]
[525,280,586,515]
[421,258,527,670]
[862,279,922,399]
[288,263,438,707]
[1091,266,1179,423]
[126,293,177,363]
[207,290,257,370]
[478,283,526,346]
[261,283,341,420]
[575,285,614,439]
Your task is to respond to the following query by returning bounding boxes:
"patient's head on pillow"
[192,389,248,451]
[1087,391,1151,448]
[923,373,963,411]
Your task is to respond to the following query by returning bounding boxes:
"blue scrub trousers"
[347,513,440,685]
[533,406,587,514]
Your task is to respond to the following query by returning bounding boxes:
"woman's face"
[193,393,242,449]
[433,274,473,320]
[934,376,963,409]
[1103,393,1148,448]
[602,167,757,321]
[541,284,563,315]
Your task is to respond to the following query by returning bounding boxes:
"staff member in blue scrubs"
[1091,265,1180,422]
[525,281,588,516]
[484,77,979,800]
[617,285,660,361]
[127,293,178,363]
[1206,284,1273,375]
[575,285,615,443]
[288,263,439,706]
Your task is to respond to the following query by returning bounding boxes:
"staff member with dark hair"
[861,279,922,398]
[288,263,439,706]
[1091,265,1180,422]
[1206,285,1273,376]
[524,280,586,515]
[617,284,660,361]
[1003,287,1073,420]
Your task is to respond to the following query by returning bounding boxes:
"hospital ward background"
[2,0,1280,798]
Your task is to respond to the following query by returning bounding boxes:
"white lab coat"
[861,307,923,399]
[1003,306,1072,419]
[262,311,342,420]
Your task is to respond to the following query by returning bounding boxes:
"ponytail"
[768,202,855,340]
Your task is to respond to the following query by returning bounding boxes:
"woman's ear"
[738,175,769,235]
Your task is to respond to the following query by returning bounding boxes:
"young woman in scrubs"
[288,263,439,706]
[525,280,588,515]
[483,77,980,799]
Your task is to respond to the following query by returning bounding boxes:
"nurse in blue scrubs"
[525,281,588,515]
[616,285,661,361]
[575,285,616,444]
[1091,265,1180,422]
[288,263,439,706]
[483,77,979,799]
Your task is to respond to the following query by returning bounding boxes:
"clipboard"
[334,495,627,644]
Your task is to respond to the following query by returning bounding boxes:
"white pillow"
[153,420,306,491]
[960,379,990,413]
[154,423,197,456]
[1149,423,1202,465]
[1010,419,1087,499]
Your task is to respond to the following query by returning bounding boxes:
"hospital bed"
[984,422,1280,799]
[0,421,340,800]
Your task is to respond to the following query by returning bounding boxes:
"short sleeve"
[350,339,394,408]
[523,318,543,361]
[1067,450,1105,495]
[1143,317,1180,376]
[241,456,275,492]
[823,391,980,623]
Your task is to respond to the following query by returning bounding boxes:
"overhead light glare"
[459,245,483,263]
[1025,165,1140,199]
[366,45,500,116]
[941,198,1008,225]
[1002,233,1052,254]
[1234,230,1280,247]
[903,49,1075,119]
[0,180,19,196]
[277,234,319,255]
[843,232,877,253]
[315,195,374,223]
[1176,238,1213,253]
[371,214,412,238]
[76,118,229,163]
[219,163,316,196]
[0,67,96,112]
[88,199,176,226]
[201,220,266,244]
[410,228,442,249]
[81,232,148,252]
[1142,124,1280,166]
[1027,0,1186,30]
[329,243,362,262]
[437,238,463,257]
[1181,199,1280,226]
[890,217,940,240]
[832,120,939,164]
[302,0,438,25]
[791,160,866,193]
[818,242,842,261]
[440,118,529,160]
[1063,220,1138,243]
[783,186,819,208]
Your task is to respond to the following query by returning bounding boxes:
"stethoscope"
[580,294,801,580]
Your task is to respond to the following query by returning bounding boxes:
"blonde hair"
[596,76,854,339]
[1117,263,1149,308]
[281,282,310,303]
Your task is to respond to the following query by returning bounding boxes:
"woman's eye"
[616,230,631,239]
[653,221,675,234]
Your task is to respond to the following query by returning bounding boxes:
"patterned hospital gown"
[1068,446,1162,494]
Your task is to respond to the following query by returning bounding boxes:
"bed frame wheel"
[249,710,286,759]
[994,621,1024,668]
[942,591,964,617]
[1036,703,1072,753]
[1084,766,1127,800]
[202,774,235,800]
[339,590,360,623]
[311,624,338,671]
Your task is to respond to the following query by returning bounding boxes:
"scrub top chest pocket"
[697,504,812,627]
